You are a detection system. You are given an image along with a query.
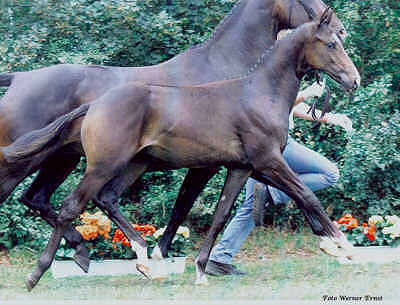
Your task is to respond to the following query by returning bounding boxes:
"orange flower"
[76,224,99,241]
[130,224,156,237]
[112,224,157,247]
[365,224,377,241]
[97,215,111,239]
[362,222,368,228]
[337,214,359,230]
[80,212,99,226]
[347,218,359,230]
[112,228,131,247]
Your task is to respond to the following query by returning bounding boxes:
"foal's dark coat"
[0,0,347,266]
[8,14,360,289]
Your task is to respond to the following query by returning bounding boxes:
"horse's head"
[276,0,347,42]
[302,9,360,92]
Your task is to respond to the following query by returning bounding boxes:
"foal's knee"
[57,198,80,225]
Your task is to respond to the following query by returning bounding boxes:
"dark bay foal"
[5,9,360,289]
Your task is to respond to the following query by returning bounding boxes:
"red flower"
[337,214,359,230]
[365,224,377,241]
[112,224,157,247]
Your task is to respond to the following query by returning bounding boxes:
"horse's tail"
[0,73,14,87]
[1,104,90,163]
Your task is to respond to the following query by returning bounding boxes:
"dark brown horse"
[7,10,360,289]
[0,0,347,269]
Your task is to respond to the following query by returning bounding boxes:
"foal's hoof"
[319,236,344,257]
[319,235,356,259]
[73,253,90,273]
[195,275,209,286]
[136,264,152,280]
[25,274,37,292]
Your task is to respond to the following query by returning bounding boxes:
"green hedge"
[0,0,398,250]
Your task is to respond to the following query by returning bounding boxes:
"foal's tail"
[0,73,14,87]
[1,104,90,163]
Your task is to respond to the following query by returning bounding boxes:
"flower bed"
[336,214,400,247]
[335,214,400,264]
[56,211,191,261]
[51,256,186,279]
[53,211,191,278]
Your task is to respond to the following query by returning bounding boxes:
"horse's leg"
[155,167,219,258]
[251,152,355,258]
[19,150,90,272]
[26,159,151,291]
[92,162,153,278]
[195,168,251,285]
[26,168,113,291]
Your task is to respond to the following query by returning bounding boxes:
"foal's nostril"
[353,80,359,90]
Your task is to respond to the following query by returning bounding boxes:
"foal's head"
[301,9,360,92]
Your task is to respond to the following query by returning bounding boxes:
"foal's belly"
[142,136,247,169]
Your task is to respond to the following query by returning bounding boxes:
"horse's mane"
[187,0,243,52]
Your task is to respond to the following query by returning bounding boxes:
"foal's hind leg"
[156,167,219,258]
[26,161,151,290]
[195,168,251,285]
[251,152,355,258]
[26,169,112,291]
[20,149,90,272]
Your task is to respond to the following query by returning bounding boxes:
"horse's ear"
[319,8,333,26]
[297,0,317,20]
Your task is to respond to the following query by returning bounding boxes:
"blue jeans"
[209,137,339,264]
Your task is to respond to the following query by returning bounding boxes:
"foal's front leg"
[251,152,355,258]
[92,162,152,278]
[195,168,251,285]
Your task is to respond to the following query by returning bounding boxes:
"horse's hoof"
[195,275,209,286]
[25,274,36,292]
[136,263,152,280]
[336,232,357,259]
[151,245,163,261]
[319,236,342,257]
[73,253,90,273]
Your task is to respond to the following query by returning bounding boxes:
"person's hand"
[301,79,326,100]
[326,113,353,134]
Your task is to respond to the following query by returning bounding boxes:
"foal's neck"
[251,25,311,107]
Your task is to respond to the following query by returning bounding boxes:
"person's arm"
[293,81,353,133]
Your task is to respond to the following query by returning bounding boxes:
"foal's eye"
[326,42,336,49]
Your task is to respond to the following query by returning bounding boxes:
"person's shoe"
[205,260,247,276]
[252,182,272,227]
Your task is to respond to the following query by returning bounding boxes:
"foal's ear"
[319,8,333,26]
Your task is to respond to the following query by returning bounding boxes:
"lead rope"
[306,72,332,129]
